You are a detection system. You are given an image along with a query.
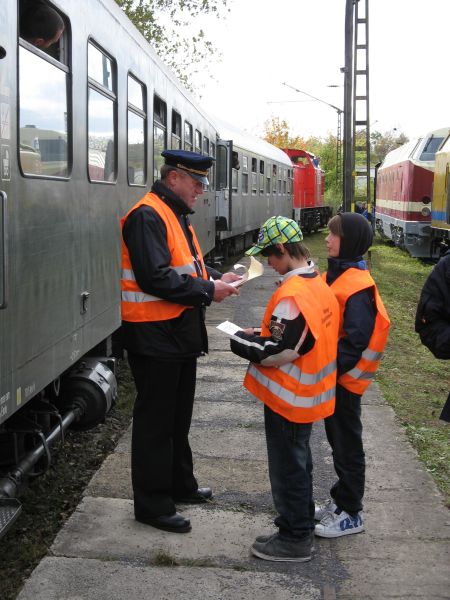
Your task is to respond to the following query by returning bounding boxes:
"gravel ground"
[0,362,135,600]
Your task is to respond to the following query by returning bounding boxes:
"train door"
[0,0,15,424]
[216,139,232,231]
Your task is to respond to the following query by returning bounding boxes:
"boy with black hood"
[315,212,390,538]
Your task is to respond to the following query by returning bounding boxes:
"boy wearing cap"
[230,216,339,562]
[120,150,240,534]
[314,213,390,538]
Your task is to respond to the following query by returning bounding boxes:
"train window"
[259,160,265,194]
[231,150,239,193]
[419,136,445,162]
[19,45,70,177]
[153,96,167,180]
[127,75,146,186]
[210,142,216,189]
[128,76,144,111]
[232,168,238,194]
[242,156,248,172]
[19,0,67,62]
[251,158,257,173]
[88,42,116,183]
[203,136,210,156]
[195,130,201,154]
[171,110,182,149]
[272,165,277,194]
[88,44,113,91]
[184,122,193,151]
[266,165,271,194]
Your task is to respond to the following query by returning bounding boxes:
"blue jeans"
[264,405,314,540]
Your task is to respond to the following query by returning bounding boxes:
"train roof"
[100,0,217,131]
[212,117,293,166]
[380,126,450,170]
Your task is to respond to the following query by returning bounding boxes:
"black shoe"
[174,487,213,504]
[135,512,191,533]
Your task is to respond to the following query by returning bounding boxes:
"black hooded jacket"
[327,213,376,377]
[415,250,450,359]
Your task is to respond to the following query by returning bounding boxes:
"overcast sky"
[187,0,449,141]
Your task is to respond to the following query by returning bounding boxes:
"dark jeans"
[128,353,198,518]
[264,405,314,540]
[324,383,365,515]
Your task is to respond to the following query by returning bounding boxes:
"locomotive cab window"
[153,95,167,180]
[19,1,70,178]
[88,41,117,183]
[127,74,146,186]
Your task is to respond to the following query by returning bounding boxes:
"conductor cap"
[162,149,214,185]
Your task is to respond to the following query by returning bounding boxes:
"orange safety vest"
[243,275,340,423]
[326,268,390,394]
[120,192,208,322]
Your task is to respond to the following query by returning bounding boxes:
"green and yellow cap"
[245,215,303,256]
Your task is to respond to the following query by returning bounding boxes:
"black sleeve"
[205,265,223,280]
[338,287,376,375]
[415,256,450,359]
[230,308,315,365]
[122,206,215,307]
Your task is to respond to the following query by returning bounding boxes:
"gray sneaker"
[251,532,313,562]
[314,499,337,521]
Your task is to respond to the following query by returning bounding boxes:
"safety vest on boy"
[327,268,390,394]
[121,192,208,322]
[243,275,340,423]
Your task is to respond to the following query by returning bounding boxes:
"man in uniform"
[121,150,240,533]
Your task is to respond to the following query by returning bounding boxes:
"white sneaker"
[315,509,364,538]
[314,499,337,521]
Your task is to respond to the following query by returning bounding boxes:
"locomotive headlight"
[421,206,431,217]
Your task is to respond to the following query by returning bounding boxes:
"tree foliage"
[115,0,229,90]
[371,129,409,164]
[263,118,410,208]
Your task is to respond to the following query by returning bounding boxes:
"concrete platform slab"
[17,557,322,600]
[192,399,263,425]
[50,497,275,565]
[189,427,267,460]
[86,455,270,500]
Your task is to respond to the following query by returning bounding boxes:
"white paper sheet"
[216,320,242,336]
[229,256,264,287]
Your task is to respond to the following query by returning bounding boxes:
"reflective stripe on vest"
[248,363,336,407]
[326,268,390,394]
[243,275,340,423]
[120,192,207,322]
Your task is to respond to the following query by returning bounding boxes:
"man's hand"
[221,272,243,285]
[213,279,239,302]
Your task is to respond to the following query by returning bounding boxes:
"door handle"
[0,191,7,309]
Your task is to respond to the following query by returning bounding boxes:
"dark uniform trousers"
[128,352,199,518]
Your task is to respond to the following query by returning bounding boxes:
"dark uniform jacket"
[121,180,222,359]
[415,250,450,360]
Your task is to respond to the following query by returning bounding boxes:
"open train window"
[88,41,117,183]
[127,74,146,186]
[171,110,181,150]
[18,1,71,178]
[153,96,167,180]
[184,122,193,151]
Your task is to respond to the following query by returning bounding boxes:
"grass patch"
[304,232,450,506]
